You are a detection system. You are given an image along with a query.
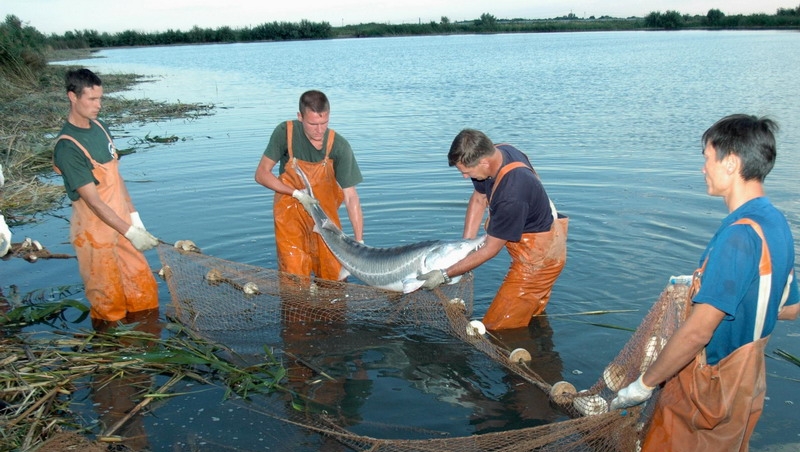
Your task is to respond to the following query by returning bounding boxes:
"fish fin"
[402,278,426,294]
[338,267,350,281]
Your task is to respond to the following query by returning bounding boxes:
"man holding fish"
[417,129,569,330]
[255,90,364,281]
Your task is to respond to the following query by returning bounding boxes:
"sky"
[2,0,795,35]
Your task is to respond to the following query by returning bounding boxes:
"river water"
[4,30,800,450]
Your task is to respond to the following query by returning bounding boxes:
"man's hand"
[125,226,158,251]
[610,375,654,410]
[292,189,319,211]
[417,269,447,290]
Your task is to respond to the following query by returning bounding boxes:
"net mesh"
[158,243,688,451]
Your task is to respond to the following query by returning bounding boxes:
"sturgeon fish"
[293,163,485,293]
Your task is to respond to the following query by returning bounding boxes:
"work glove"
[130,211,145,229]
[610,374,654,410]
[0,213,11,257]
[292,189,319,211]
[417,269,447,290]
[125,226,158,251]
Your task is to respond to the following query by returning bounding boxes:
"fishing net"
[158,243,688,451]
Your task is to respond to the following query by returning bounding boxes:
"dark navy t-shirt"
[472,144,553,241]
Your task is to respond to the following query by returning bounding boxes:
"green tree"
[0,15,47,85]
[644,12,661,27]
[214,26,236,42]
[661,10,684,29]
[706,8,725,26]
[644,10,684,29]
[476,13,498,30]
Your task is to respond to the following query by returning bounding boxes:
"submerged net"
[158,243,688,451]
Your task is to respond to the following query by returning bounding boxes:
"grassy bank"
[0,49,214,226]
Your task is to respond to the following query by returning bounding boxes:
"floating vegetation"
[557,310,638,332]
[126,132,184,149]
[1,298,89,328]
[0,299,287,451]
[144,133,180,144]
[774,348,800,368]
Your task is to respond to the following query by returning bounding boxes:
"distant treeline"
[2,6,800,58]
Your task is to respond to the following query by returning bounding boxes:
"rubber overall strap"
[286,120,336,168]
[53,119,115,175]
[484,161,529,230]
[488,161,529,204]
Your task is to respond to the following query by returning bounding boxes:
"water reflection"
[279,275,372,451]
[270,279,567,443]
[474,316,566,433]
[90,308,162,450]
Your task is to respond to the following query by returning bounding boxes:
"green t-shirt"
[53,120,116,201]
[263,120,363,188]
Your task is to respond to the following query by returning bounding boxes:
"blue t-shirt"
[694,197,799,364]
[471,144,553,241]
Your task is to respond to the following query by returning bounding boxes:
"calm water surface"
[4,30,800,450]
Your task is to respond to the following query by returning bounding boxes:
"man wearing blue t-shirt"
[612,114,799,450]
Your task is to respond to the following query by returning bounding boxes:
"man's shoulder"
[732,199,791,235]
[330,130,352,151]
[268,120,290,137]
[54,124,83,155]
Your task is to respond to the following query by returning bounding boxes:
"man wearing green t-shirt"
[254,90,364,280]
[53,68,159,327]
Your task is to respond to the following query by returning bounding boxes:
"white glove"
[610,374,655,410]
[0,213,11,257]
[292,189,319,210]
[125,226,158,251]
[130,211,145,229]
[417,269,447,290]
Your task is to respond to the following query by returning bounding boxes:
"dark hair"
[299,90,330,115]
[448,129,495,167]
[702,114,778,182]
[65,68,102,95]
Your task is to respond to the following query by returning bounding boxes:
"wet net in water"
[158,243,688,451]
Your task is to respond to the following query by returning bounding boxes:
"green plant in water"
[108,320,290,401]
[774,349,800,368]
[0,289,90,328]
[144,132,180,143]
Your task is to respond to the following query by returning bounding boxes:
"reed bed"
[1,300,286,451]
